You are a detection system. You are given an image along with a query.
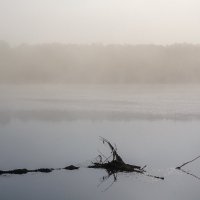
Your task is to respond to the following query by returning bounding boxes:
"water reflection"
[0,85,200,199]
[0,117,200,200]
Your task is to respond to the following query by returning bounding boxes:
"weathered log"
[0,137,164,182]
[0,165,79,175]
[31,168,54,173]
[0,169,29,175]
[89,137,164,180]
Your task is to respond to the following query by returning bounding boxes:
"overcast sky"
[0,0,200,45]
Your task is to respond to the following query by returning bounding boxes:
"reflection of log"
[176,155,200,169]
[88,137,164,180]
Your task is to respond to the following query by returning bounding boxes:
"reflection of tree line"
[2,110,200,125]
[1,41,200,83]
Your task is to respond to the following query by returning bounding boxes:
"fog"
[0,0,200,45]
[0,41,200,84]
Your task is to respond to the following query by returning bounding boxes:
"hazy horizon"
[2,41,200,48]
[1,41,200,84]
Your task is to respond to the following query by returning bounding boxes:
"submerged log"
[64,165,79,170]
[0,168,54,175]
[0,137,163,182]
[0,169,29,175]
[88,161,142,172]
[0,165,79,175]
[31,168,54,173]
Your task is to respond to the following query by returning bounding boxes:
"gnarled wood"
[88,137,164,180]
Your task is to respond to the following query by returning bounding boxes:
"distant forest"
[1,41,200,84]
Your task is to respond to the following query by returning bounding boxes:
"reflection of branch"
[176,155,200,169]
[97,169,164,192]
[179,168,200,181]
[97,171,118,192]
[143,172,164,180]
[102,173,117,192]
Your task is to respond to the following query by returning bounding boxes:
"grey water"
[0,84,200,200]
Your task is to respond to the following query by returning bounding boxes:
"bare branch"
[176,155,200,169]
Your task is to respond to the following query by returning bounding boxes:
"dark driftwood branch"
[100,137,124,163]
[176,155,200,169]
[89,137,164,181]
[0,138,164,182]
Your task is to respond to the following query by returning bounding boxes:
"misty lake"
[0,84,200,200]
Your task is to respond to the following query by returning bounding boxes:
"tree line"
[1,41,200,84]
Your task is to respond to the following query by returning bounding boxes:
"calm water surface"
[0,85,200,200]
